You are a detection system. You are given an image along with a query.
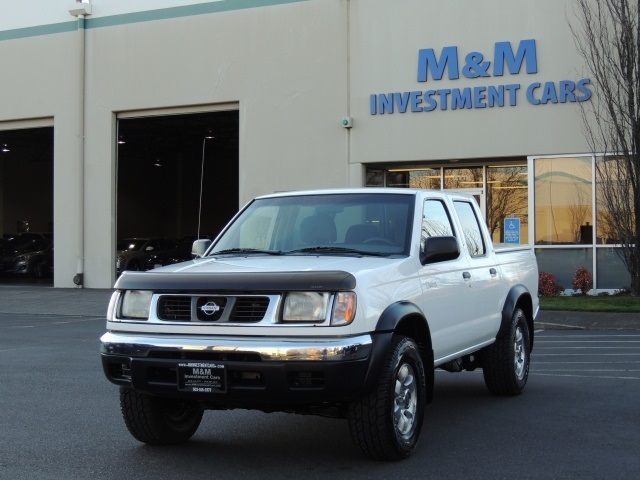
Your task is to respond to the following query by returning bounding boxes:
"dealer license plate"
[177,361,226,393]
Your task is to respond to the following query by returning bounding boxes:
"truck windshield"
[209,193,414,257]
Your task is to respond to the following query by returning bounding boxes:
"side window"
[453,201,486,257]
[422,199,455,238]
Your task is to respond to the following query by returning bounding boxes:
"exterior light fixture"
[117,136,126,144]
[68,0,92,17]
[154,159,162,167]
[1,144,9,152]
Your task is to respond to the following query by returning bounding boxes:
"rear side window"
[453,201,486,257]
[422,199,455,238]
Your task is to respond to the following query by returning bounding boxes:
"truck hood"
[151,254,403,276]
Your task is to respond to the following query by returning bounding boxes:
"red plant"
[539,272,564,297]
[572,267,593,295]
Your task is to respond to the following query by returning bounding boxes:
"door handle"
[463,271,471,279]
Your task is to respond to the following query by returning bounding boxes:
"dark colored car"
[0,233,53,278]
[116,238,185,273]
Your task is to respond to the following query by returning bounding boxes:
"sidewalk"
[1,285,640,329]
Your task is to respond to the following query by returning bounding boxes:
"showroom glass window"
[534,156,592,245]
[486,165,528,243]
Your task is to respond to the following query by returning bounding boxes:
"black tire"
[482,308,531,396]
[119,388,203,445]
[347,335,427,461]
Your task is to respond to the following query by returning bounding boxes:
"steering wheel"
[363,237,395,246]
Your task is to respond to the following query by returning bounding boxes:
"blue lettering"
[410,91,423,112]
[394,92,410,113]
[576,78,592,101]
[527,82,541,105]
[436,89,452,110]
[370,94,377,114]
[418,46,460,82]
[451,88,473,109]
[558,80,577,103]
[504,84,520,106]
[378,93,394,114]
[462,53,491,79]
[423,90,437,111]
[487,85,504,107]
[474,86,487,108]
[540,82,559,104]
[494,39,538,76]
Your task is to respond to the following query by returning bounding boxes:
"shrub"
[572,267,593,295]
[539,272,564,297]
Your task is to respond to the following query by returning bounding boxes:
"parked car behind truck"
[100,188,538,460]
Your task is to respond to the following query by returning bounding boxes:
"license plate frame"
[177,361,226,393]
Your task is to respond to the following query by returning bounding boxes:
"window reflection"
[534,157,592,245]
[386,169,440,189]
[596,156,635,244]
[443,167,482,189]
[486,165,528,243]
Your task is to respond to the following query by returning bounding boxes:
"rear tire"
[347,335,426,460]
[483,308,530,395]
[119,388,203,445]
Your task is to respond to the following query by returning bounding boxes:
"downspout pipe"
[69,1,91,287]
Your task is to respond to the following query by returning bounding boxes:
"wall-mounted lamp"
[117,136,126,144]
[68,0,92,17]
[154,158,162,167]
[1,144,9,153]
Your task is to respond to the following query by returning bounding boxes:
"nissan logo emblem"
[200,301,221,316]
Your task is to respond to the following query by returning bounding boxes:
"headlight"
[282,292,330,322]
[120,290,153,319]
[282,291,357,325]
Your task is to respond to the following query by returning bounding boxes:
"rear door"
[451,199,504,343]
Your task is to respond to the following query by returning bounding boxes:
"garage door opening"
[116,110,239,273]
[0,127,54,284]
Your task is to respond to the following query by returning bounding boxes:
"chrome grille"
[231,297,270,322]
[155,295,270,323]
[157,296,191,321]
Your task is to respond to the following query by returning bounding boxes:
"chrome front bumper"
[100,331,373,362]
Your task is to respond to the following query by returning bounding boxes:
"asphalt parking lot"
[0,287,639,479]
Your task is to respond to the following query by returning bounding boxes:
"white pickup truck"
[100,188,539,460]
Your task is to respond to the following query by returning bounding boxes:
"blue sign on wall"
[504,217,521,244]
[369,39,592,115]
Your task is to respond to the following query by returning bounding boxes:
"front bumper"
[100,332,390,408]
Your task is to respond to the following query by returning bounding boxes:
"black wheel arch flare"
[370,301,434,404]
[500,284,535,351]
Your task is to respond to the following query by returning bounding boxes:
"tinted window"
[453,201,486,257]
[422,199,455,238]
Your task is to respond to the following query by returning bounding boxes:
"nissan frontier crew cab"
[100,188,539,460]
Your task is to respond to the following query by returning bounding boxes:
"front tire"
[482,308,531,396]
[119,388,203,445]
[347,335,426,461]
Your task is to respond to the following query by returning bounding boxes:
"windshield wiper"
[209,248,284,256]
[287,246,387,256]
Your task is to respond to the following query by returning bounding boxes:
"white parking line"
[2,317,103,329]
[532,372,640,380]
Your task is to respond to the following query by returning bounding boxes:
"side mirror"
[420,236,460,265]
[192,239,212,258]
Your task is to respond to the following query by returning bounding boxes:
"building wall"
[350,0,591,164]
[0,0,595,287]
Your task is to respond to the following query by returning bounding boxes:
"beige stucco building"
[0,0,626,291]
